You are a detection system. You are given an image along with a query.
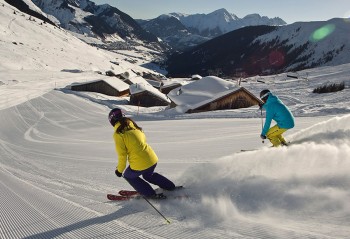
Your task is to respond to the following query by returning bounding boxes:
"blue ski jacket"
[261,93,295,136]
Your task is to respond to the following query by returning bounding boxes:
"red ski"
[118,190,140,197]
[107,194,189,201]
[107,186,187,201]
[119,185,184,197]
[107,194,141,201]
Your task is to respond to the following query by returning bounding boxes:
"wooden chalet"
[167,76,263,113]
[130,91,170,107]
[186,87,262,113]
[129,83,170,107]
[70,78,129,97]
[160,82,182,94]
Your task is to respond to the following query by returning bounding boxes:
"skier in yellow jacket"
[109,108,175,198]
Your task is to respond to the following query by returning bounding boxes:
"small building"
[142,72,166,82]
[191,74,202,80]
[70,78,129,97]
[160,82,182,94]
[167,76,262,113]
[187,87,262,113]
[129,83,170,107]
[146,79,164,90]
[118,71,150,86]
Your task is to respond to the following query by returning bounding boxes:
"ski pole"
[142,196,171,224]
[260,107,264,144]
[123,177,171,224]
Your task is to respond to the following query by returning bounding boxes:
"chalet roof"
[129,82,170,103]
[168,76,239,107]
[191,74,202,80]
[162,81,183,88]
[70,77,129,92]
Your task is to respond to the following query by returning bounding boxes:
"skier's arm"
[114,133,127,173]
[261,110,274,136]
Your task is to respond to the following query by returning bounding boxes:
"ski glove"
[260,134,267,140]
[115,170,122,177]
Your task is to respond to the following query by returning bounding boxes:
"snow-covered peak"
[157,14,178,20]
[168,12,189,19]
[29,0,161,46]
[166,8,285,37]
[243,13,262,19]
[242,13,285,26]
[209,8,239,21]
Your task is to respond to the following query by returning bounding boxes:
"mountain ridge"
[138,8,286,50]
[27,0,166,51]
[166,18,350,77]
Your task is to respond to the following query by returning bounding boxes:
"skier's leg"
[123,166,156,197]
[267,125,287,147]
[277,134,288,146]
[142,164,176,190]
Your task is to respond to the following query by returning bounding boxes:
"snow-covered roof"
[161,81,182,89]
[191,74,202,79]
[123,70,148,84]
[102,78,129,91]
[71,77,129,91]
[167,76,239,108]
[129,82,170,103]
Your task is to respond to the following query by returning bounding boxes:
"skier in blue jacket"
[259,89,295,147]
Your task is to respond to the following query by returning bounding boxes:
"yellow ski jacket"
[113,121,158,173]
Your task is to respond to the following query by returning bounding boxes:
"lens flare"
[310,24,336,42]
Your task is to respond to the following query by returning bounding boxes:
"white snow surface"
[1,1,350,238]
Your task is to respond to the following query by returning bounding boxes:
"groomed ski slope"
[1,90,349,239]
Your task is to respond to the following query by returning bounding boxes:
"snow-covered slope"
[0,86,349,238]
[1,1,115,71]
[0,1,163,108]
[255,18,350,69]
[4,0,165,54]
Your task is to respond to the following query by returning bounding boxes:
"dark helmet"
[108,108,124,126]
[260,89,270,101]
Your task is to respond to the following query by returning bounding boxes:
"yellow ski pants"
[266,125,288,147]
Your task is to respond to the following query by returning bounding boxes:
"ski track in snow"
[0,167,161,239]
[1,90,349,238]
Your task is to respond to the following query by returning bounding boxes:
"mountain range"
[138,8,286,50]
[6,0,287,52]
[166,18,350,77]
[4,0,350,78]
[7,0,167,51]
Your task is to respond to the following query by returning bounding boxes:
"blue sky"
[93,0,350,24]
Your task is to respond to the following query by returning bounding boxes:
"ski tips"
[166,219,171,224]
